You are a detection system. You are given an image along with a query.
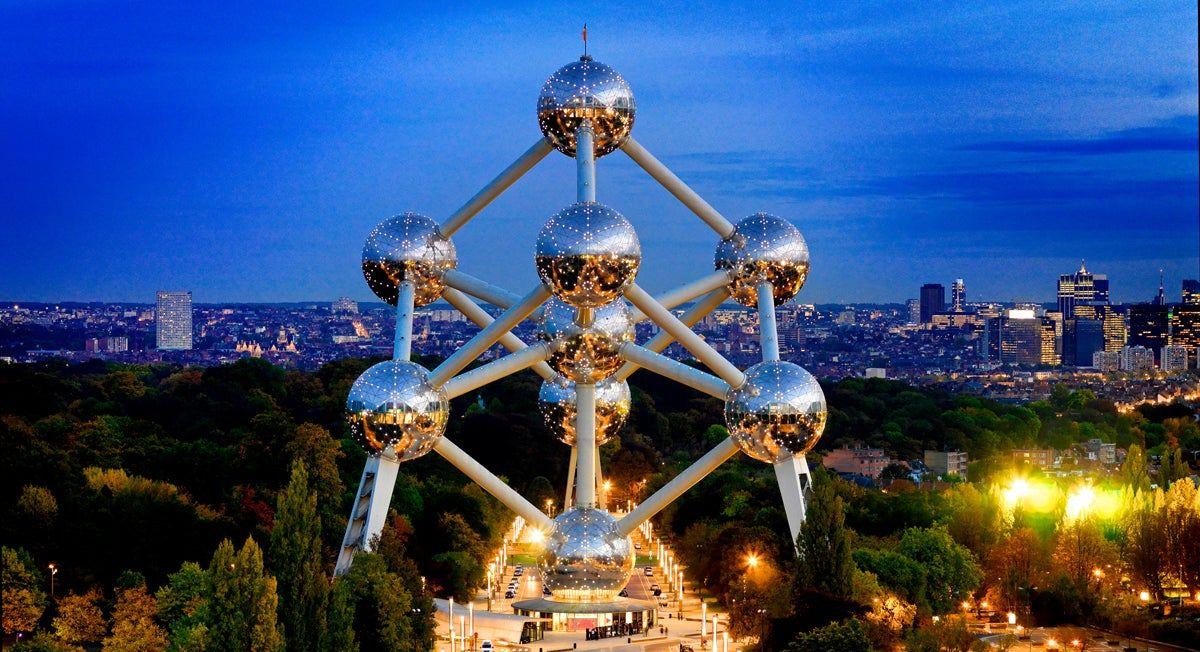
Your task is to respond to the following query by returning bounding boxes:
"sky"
[1,1,1197,305]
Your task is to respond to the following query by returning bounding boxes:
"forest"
[1,357,1198,650]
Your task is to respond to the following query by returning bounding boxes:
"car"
[653,587,662,597]
[644,567,653,576]
[480,642,493,652]
[504,590,515,598]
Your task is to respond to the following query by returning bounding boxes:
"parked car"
[480,642,493,652]
[644,567,653,576]
[504,590,515,598]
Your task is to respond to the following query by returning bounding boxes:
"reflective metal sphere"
[537,56,636,158]
[535,202,641,309]
[539,507,633,601]
[539,376,631,446]
[345,360,449,460]
[725,361,826,463]
[538,298,635,383]
[715,212,810,307]
[362,212,457,307]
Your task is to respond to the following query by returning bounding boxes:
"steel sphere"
[539,376,631,446]
[725,361,827,464]
[345,360,449,460]
[535,202,641,308]
[539,507,633,601]
[715,212,810,307]
[538,298,634,383]
[362,212,457,307]
[537,56,636,158]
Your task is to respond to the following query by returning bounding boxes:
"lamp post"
[48,563,57,599]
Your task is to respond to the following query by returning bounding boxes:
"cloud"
[961,116,1199,155]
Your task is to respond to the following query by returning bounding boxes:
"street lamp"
[745,553,759,569]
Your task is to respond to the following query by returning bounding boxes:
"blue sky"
[1,1,1196,304]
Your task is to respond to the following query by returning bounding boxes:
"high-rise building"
[1057,261,1109,318]
[1101,306,1126,352]
[1063,318,1104,367]
[1162,345,1189,373]
[1171,304,1200,367]
[1092,350,1121,372]
[156,291,193,350]
[906,299,920,325]
[1127,304,1169,360]
[1120,346,1155,373]
[986,309,1059,366]
[1183,279,1200,305]
[919,284,945,324]
[951,279,966,312]
[1152,270,1166,306]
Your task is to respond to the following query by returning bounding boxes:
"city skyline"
[2,2,1197,304]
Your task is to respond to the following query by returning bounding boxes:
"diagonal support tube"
[616,437,740,536]
[618,343,730,399]
[441,343,552,399]
[433,437,553,532]
[757,281,780,362]
[441,138,555,237]
[628,271,731,323]
[613,287,728,382]
[428,284,551,387]
[624,283,746,388]
[620,137,736,239]
[442,287,554,379]
[443,269,521,309]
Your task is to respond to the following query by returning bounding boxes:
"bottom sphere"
[539,507,633,602]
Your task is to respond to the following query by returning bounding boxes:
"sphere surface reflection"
[725,361,826,463]
[346,360,449,460]
[539,507,633,602]
[362,212,456,307]
[537,57,636,158]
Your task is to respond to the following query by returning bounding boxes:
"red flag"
[582,24,588,47]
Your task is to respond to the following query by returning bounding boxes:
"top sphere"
[345,360,449,461]
[362,212,457,307]
[535,202,641,308]
[725,361,827,464]
[715,213,810,307]
[537,57,636,158]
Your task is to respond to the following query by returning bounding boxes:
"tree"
[207,538,284,652]
[896,526,982,614]
[103,583,168,651]
[943,483,1002,561]
[16,484,58,526]
[796,469,854,599]
[2,546,46,636]
[784,618,872,652]
[1124,489,1167,599]
[285,423,345,508]
[53,588,107,646]
[904,615,982,652]
[334,552,426,651]
[986,527,1048,610]
[1120,444,1151,493]
[852,548,927,611]
[1053,515,1118,589]
[156,561,210,652]
[269,462,328,652]
[1155,445,1190,487]
[1162,479,1200,593]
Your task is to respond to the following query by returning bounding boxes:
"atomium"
[345,360,449,460]
[362,212,457,307]
[539,376,631,446]
[538,56,636,158]
[537,297,635,383]
[535,202,641,309]
[715,212,810,307]
[725,361,827,464]
[539,506,634,602]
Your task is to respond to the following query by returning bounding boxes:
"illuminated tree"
[207,538,283,652]
[103,584,168,651]
[986,527,1048,609]
[1119,444,1150,493]
[896,526,981,614]
[1053,515,1118,589]
[2,546,46,636]
[53,588,107,646]
[1162,479,1200,593]
[1124,489,1167,599]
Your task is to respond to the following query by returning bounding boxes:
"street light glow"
[745,553,759,568]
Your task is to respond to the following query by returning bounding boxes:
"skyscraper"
[951,279,966,312]
[906,299,920,325]
[1182,279,1200,305]
[1171,304,1200,367]
[1101,306,1126,352]
[1127,304,1169,360]
[919,283,945,324]
[985,309,1059,366]
[1063,318,1105,367]
[156,291,193,350]
[1152,270,1166,306]
[1057,261,1109,318]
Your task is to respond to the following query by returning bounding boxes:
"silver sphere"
[715,212,810,307]
[539,376,631,446]
[537,56,636,158]
[538,298,635,383]
[725,361,826,464]
[535,202,641,309]
[362,212,457,307]
[539,507,633,602]
[345,360,449,460]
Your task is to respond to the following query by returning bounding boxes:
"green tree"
[784,618,872,652]
[207,538,284,652]
[269,462,328,652]
[896,526,982,614]
[1120,444,1151,493]
[796,469,854,598]
[334,553,426,651]
[156,561,210,651]
[2,546,46,636]
[851,548,928,611]
[16,484,58,526]
[1155,445,1190,487]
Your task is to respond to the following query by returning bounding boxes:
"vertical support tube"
[774,455,812,545]
[564,446,578,508]
[595,452,604,509]
[394,280,416,361]
[757,281,779,362]
[576,122,596,202]
[574,383,597,507]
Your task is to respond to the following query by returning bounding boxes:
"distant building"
[1119,345,1155,373]
[1062,318,1104,366]
[1083,439,1117,466]
[1101,306,1127,352]
[1057,261,1109,319]
[931,312,982,329]
[1183,279,1200,306]
[1092,350,1121,372]
[1170,304,1200,367]
[1128,304,1169,360]
[156,291,193,350]
[986,309,1058,366]
[864,368,887,379]
[924,450,968,480]
[332,297,359,314]
[836,308,856,326]
[951,279,966,312]
[1162,345,1189,372]
[919,284,945,324]
[906,299,920,325]
[84,336,128,353]
[1012,449,1055,468]
[824,445,890,479]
